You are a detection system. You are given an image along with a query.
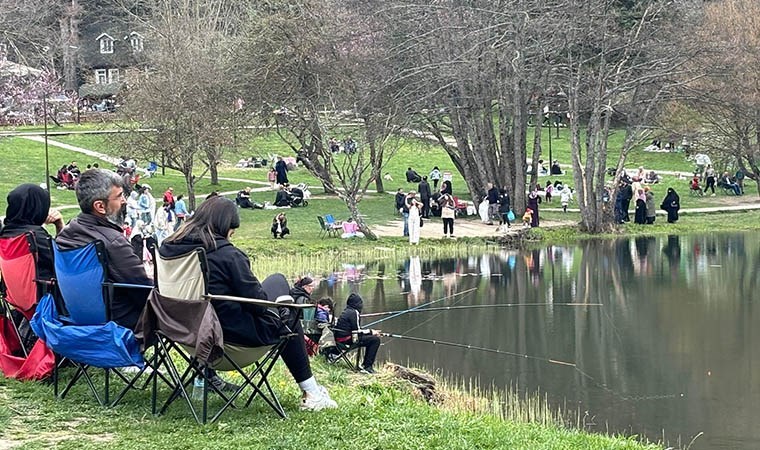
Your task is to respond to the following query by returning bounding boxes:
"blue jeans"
[402,212,409,236]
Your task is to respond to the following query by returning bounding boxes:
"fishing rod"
[364,287,478,328]
[362,302,603,318]
[379,332,576,367]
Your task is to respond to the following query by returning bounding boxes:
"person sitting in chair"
[334,293,381,374]
[159,197,337,410]
[719,172,741,195]
[271,213,289,238]
[55,169,153,331]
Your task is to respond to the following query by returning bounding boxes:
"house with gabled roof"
[78,22,147,99]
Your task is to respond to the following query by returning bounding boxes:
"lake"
[311,233,760,450]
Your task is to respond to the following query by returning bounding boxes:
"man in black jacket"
[418,176,432,219]
[334,293,381,374]
[486,182,500,225]
[55,169,153,330]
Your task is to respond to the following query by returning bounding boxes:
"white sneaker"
[301,390,338,411]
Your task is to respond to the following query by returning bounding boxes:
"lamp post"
[43,92,51,194]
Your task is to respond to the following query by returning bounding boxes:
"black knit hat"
[295,276,314,288]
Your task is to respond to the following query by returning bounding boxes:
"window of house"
[95,69,108,84]
[98,34,114,54]
[108,69,120,83]
[130,33,143,52]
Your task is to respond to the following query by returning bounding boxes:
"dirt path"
[371,217,576,239]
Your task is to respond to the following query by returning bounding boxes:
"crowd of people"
[614,176,680,224]
[0,169,395,412]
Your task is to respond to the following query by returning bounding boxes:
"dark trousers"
[704,177,715,194]
[421,197,430,218]
[358,334,381,369]
[443,218,454,235]
[280,320,312,383]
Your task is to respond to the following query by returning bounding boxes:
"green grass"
[0,360,660,450]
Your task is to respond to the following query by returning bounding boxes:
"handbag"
[507,210,516,221]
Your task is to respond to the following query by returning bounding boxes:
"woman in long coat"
[526,186,541,227]
[660,187,681,223]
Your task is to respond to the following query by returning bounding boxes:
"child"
[315,298,335,325]
[522,208,533,228]
[545,181,554,202]
[690,176,702,194]
[560,187,573,213]
[268,168,277,189]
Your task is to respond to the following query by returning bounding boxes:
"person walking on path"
[498,188,511,229]
[418,176,432,219]
[429,167,442,190]
[275,157,289,185]
[527,186,541,228]
[486,183,499,225]
[661,188,681,223]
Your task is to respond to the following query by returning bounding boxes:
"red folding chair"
[0,232,56,381]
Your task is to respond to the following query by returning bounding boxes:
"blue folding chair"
[31,240,158,406]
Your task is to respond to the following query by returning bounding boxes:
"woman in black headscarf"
[660,187,681,223]
[0,184,63,280]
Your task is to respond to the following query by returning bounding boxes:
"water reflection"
[310,233,760,450]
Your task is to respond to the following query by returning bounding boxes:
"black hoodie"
[159,236,282,346]
[334,293,364,339]
[0,184,56,280]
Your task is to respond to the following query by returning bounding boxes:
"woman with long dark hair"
[160,197,337,411]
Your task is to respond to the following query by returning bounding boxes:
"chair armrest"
[106,282,154,290]
[206,294,314,310]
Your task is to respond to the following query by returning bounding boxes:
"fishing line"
[364,287,478,328]
[381,332,682,402]
[362,302,603,318]
[379,332,576,367]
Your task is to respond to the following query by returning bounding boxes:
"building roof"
[79,22,146,69]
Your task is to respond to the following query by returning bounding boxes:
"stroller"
[288,187,308,207]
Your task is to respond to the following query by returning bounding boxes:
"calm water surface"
[312,233,760,450]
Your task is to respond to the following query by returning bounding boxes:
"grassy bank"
[3,126,756,449]
[0,360,660,450]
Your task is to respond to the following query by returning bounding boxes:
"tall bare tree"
[676,0,760,195]
[116,0,245,208]
[558,0,700,232]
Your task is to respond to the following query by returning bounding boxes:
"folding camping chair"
[30,240,157,406]
[0,232,55,381]
[317,216,339,238]
[325,327,363,372]
[139,248,312,424]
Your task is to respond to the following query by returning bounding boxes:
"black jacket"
[334,293,363,339]
[418,180,431,199]
[159,236,282,347]
[487,187,499,205]
[289,285,311,305]
[274,190,290,207]
[498,193,511,214]
[56,212,152,330]
[395,193,405,211]
[0,184,57,281]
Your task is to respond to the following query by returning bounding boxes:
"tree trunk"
[184,169,196,211]
[346,197,377,240]
[209,162,219,185]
